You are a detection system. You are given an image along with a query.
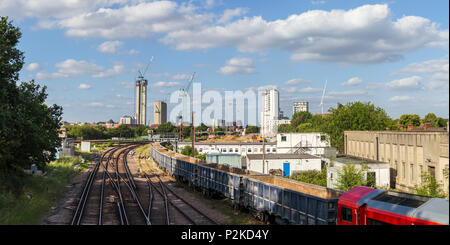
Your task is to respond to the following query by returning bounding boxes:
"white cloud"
[328,90,368,96]
[218,57,255,75]
[284,78,312,86]
[311,0,326,4]
[0,0,144,21]
[25,62,40,71]
[55,1,213,39]
[172,73,192,80]
[162,4,448,64]
[218,8,248,24]
[97,40,123,53]
[78,83,92,89]
[35,59,128,80]
[298,87,323,93]
[341,77,362,86]
[92,64,127,78]
[389,95,412,102]
[386,76,422,90]
[152,81,183,87]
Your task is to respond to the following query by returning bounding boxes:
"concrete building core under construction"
[154,101,167,125]
[135,76,148,126]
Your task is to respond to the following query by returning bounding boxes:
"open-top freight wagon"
[149,142,449,225]
[149,143,345,225]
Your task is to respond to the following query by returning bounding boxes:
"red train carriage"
[338,186,449,225]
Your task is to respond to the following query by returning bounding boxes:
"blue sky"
[2,0,448,125]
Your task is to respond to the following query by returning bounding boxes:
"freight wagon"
[149,143,344,225]
[243,175,342,225]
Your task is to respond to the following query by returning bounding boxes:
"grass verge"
[0,154,91,225]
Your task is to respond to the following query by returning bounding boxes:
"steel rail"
[99,147,120,225]
[71,147,115,225]
[144,173,198,225]
[157,175,218,225]
[100,145,150,225]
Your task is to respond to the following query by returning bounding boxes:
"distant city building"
[261,88,280,136]
[344,130,449,193]
[211,119,225,128]
[135,76,148,126]
[105,119,116,128]
[120,115,137,125]
[153,101,167,125]
[293,101,309,114]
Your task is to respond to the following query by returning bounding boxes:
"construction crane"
[178,72,196,124]
[320,79,327,115]
[177,72,196,140]
[138,56,154,79]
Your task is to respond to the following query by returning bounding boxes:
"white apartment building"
[293,101,309,113]
[276,133,331,155]
[261,89,280,137]
[120,115,137,125]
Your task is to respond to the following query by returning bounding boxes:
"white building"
[120,115,137,125]
[261,89,280,137]
[276,133,330,155]
[293,101,309,113]
[211,119,225,128]
[245,153,321,176]
[177,142,278,156]
[326,155,390,189]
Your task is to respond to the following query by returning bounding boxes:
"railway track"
[71,143,218,225]
[144,172,218,225]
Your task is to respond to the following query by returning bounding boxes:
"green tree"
[181,126,192,138]
[323,102,393,153]
[156,122,176,134]
[180,145,198,157]
[277,123,293,133]
[335,163,370,191]
[245,125,260,134]
[1,17,63,194]
[414,172,446,198]
[196,123,208,132]
[133,125,149,137]
[291,111,313,128]
[398,114,421,128]
[290,165,327,187]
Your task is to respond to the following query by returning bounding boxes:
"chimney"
[424,122,431,131]
[407,124,414,131]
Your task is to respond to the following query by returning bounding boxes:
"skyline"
[2,0,448,124]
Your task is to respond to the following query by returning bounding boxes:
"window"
[199,148,203,152]
[248,148,252,152]
[367,218,392,225]
[272,148,276,152]
[281,136,287,142]
[260,148,263,152]
[235,148,238,153]
[267,148,270,152]
[367,172,376,187]
[428,166,435,178]
[410,164,414,182]
[340,207,353,223]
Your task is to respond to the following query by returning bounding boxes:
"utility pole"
[192,111,195,158]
